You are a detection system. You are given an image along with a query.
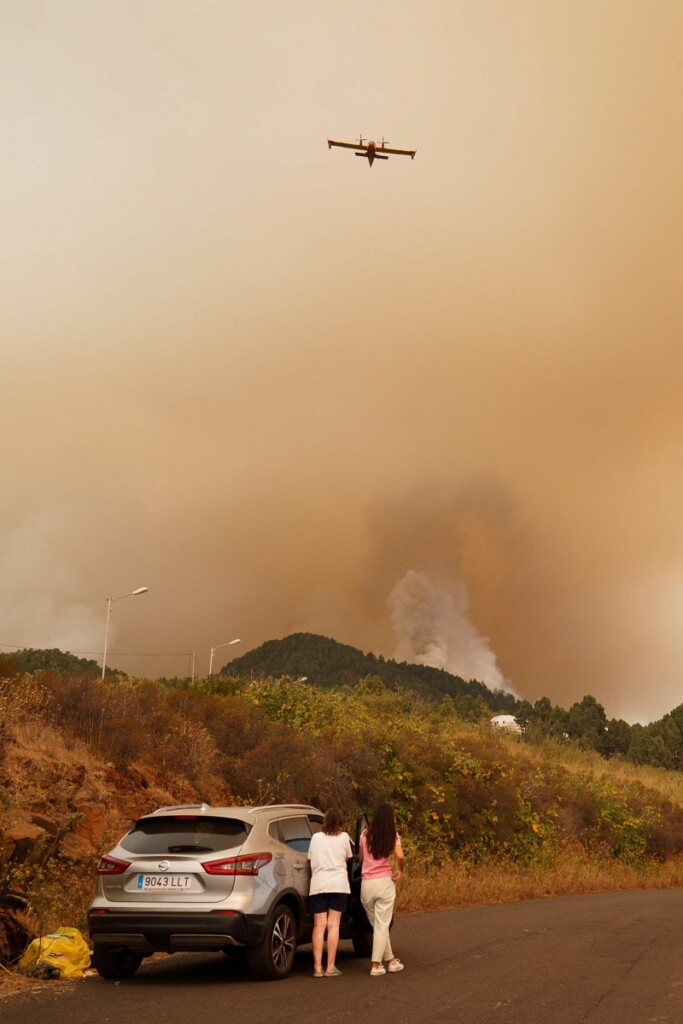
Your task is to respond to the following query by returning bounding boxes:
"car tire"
[352,928,373,958]
[92,947,143,980]
[247,904,297,980]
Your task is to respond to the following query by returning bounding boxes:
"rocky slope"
[0,717,228,967]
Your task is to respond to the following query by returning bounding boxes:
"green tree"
[603,718,632,757]
[566,695,609,753]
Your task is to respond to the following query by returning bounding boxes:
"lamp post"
[208,637,241,676]
[101,587,149,680]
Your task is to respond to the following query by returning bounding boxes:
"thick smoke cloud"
[0,515,104,656]
[1,2,682,722]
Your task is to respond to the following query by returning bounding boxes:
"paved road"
[2,890,682,1024]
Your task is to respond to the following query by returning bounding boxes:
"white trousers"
[360,876,396,963]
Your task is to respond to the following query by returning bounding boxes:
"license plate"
[136,873,193,891]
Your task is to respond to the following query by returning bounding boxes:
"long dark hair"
[366,803,396,859]
[322,807,343,835]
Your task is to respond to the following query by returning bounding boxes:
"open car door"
[346,813,372,956]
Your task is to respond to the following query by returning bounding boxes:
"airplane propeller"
[381,137,389,148]
[357,135,367,146]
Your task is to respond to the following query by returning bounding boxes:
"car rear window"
[120,816,251,854]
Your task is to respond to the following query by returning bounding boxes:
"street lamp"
[208,637,241,676]
[101,587,149,680]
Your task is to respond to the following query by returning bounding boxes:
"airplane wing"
[379,146,417,159]
[328,139,367,151]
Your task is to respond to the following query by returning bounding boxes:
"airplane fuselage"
[365,142,376,166]
[355,141,389,167]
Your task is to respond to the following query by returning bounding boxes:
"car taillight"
[97,855,131,875]
[203,853,273,876]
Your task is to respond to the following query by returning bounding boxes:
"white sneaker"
[387,958,404,973]
[370,965,387,976]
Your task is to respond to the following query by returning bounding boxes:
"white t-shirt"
[307,830,353,895]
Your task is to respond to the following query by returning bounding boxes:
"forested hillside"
[223,631,519,713]
[0,648,125,680]
[223,633,683,773]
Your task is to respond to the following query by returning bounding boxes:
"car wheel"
[247,904,297,980]
[352,928,373,958]
[92,947,143,980]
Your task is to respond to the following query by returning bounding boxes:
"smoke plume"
[388,569,514,694]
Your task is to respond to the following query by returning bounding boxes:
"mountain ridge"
[221,631,519,714]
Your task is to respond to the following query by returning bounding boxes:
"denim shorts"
[309,892,348,914]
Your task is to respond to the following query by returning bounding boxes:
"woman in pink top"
[358,803,405,976]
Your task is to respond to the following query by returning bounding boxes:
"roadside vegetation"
[1,661,683,970]
[9,632,683,773]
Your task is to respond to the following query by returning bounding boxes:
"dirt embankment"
[0,718,230,968]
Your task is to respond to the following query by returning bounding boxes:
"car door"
[346,813,370,935]
[275,815,312,909]
[351,813,368,884]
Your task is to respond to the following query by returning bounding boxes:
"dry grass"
[3,719,100,818]
[587,756,683,802]
[397,850,683,913]
[515,734,683,802]
[0,968,41,999]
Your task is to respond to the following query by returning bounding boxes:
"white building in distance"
[490,714,523,735]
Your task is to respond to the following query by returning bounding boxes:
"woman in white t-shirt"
[307,807,353,977]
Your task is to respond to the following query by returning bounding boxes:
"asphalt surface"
[2,890,682,1024]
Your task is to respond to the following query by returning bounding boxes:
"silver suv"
[88,803,371,981]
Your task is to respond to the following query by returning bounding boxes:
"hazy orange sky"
[2,2,682,722]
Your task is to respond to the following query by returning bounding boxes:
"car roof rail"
[251,803,320,814]
[151,803,212,814]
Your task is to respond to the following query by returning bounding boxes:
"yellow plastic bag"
[19,927,91,979]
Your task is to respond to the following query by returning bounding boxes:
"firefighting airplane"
[327,135,416,167]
